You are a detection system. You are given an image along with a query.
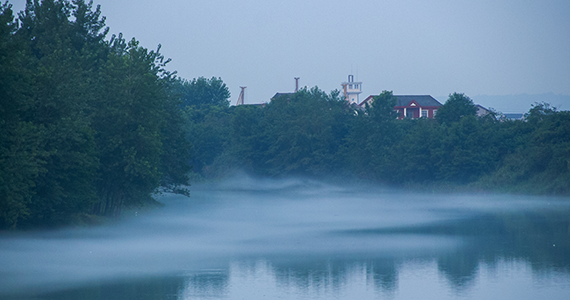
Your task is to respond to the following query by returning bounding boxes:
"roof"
[475,104,490,116]
[503,113,524,120]
[394,95,442,107]
[361,95,442,107]
[272,92,294,99]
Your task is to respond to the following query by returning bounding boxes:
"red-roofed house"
[360,95,443,119]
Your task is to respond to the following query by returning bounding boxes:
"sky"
[9,0,570,111]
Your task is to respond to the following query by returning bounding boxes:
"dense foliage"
[0,0,191,229]
[185,89,570,195]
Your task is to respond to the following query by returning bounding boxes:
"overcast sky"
[10,0,570,107]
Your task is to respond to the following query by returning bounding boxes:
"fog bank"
[1,176,569,297]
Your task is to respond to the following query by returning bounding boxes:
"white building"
[341,75,362,104]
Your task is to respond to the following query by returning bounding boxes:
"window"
[421,110,428,118]
[433,109,437,116]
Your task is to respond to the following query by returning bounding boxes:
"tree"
[435,115,492,182]
[11,0,102,227]
[436,93,477,124]
[258,87,350,176]
[387,118,441,183]
[226,104,266,173]
[365,91,399,121]
[169,76,232,177]
[1,0,194,228]
[159,78,192,195]
[92,35,172,216]
[350,91,400,180]
[525,102,557,125]
[183,103,232,177]
[177,76,230,109]
[0,1,42,228]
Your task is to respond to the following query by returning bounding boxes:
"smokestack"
[294,77,300,92]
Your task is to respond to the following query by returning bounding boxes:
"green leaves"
[0,1,42,228]
[92,35,179,214]
[206,88,569,192]
[178,76,231,109]
[1,0,191,228]
[258,87,351,176]
[436,93,478,124]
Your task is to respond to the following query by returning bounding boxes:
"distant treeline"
[0,0,192,229]
[186,88,570,195]
[3,1,570,229]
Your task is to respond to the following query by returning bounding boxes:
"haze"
[2,176,570,299]
[10,0,570,108]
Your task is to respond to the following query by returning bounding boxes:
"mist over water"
[1,177,570,299]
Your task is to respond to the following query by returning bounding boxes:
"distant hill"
[436,93,570,114]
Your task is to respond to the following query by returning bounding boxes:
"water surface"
[1,178,570,299]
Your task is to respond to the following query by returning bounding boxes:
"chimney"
[294,77,300,92]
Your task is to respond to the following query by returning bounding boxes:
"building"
[341,75,362,105]
[503,113,524,120]
[476,104,491,117]
[272,92,294,100]
[360,95,442,119]
[271,77,302,101]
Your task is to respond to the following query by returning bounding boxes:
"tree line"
[186,88,570,195]
[0,0,191,229]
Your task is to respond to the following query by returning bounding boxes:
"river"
[1,177,570,299]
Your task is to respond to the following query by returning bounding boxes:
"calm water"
[1,177,570,299]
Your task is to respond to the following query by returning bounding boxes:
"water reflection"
[177,197,570,299]
[43,276,186,300]
[2,179,570,299]
[437,249,480,290]
[366,258,400,293]
[179,270,229,299]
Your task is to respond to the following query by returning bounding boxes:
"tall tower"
[235,86,246,105]
[341,75,362,104]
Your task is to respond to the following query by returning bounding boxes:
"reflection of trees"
[179,270,229,299]
[499,210,570,274]
[176,209,570,297]
[366,259,399,293]
[437,249,479,291]
[434,209,570,290]
[268,257,400,295]
[271,259,350,293]
[43,276,187,300]
[41,207,570,299]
